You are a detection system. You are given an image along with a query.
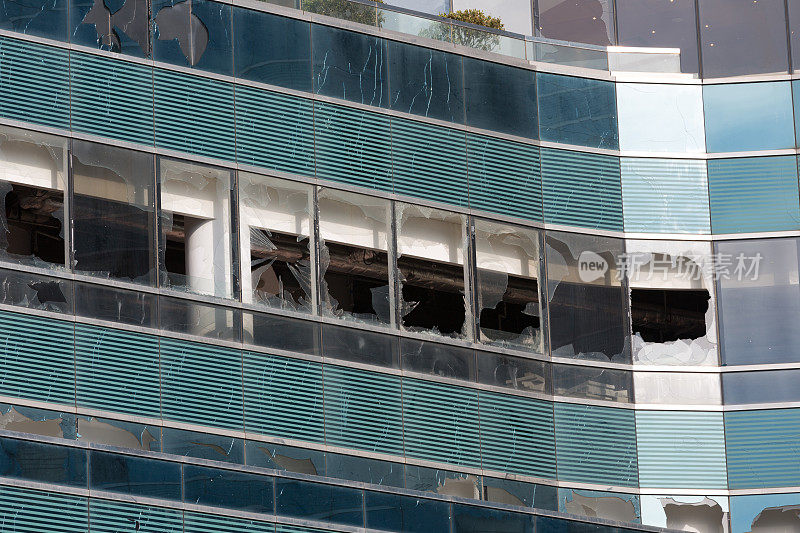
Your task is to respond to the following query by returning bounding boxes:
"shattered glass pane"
[75,281,156,327]
[482,478,557,510]
[626,240,718,366]
[159,294,241,342]
[0,404,76,439]
[77,416,160,452]
[321,322,399,368]
[642,495,728,532]
[545,230,629,362]
[0,267,73,314]
[475,219,543,352]
[396,204,470,340]
[731,493,799,533]
[552,363,633,403]
[245,440,325,475]
[243,310,320,356]
[159,157,235,299]
[476,352,550,394]
[559,488,641,524]
[634,371,721,405]
[319,188,391,326]
[0,0,68,40]
[239,172,313,313]
[162,427,244,464]
[0,126,67,270]
[405,465,482,500]
[401,337,475,381]
[153,0,233,74]
[326,452,404,488]
[71,0,151,56]
[72,141,156,286]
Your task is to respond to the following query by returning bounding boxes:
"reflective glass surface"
[322,322,399,368]
[553,364,633,403]
[537,0,614,46]
[70,0,150,56]
[453,504,535,533]
[401,338,475,381]
[75,282,156,327]
[0,437,86,487]
[0,0,67,41]
[476,352,550,393]
[0,268,73,314]
[366,492,451,533]
[723,369,800,404]
[326,452,405,487]
[162,427,244,464]
[703,82,795,152]
[244,310,320,355]
[184,464,274,513]
[89,451,181,500]
[276,479,364,527]
[537,73,618,149]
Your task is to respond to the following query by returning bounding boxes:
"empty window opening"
[3,184,64,265]
[631,288,709,343]
[478,273,540,345]
[398,256,466,335]
[163,212,187,281]
[250,227,311,309]
[322,241,390,321]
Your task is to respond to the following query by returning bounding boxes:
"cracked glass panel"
[396,204,469,339]
[77,416,160,452]
[327,452,404,488]
[552,363,632,403]
[153,0,233,74]
[239,173,313,313]
[233,7,311,91]
[626,240,717,366]
[0,0,67,40]
[245,440,325,475]
[159,294,241,342]
[642,495,728,532]
[159,157,235,299]
[75,281,156,327]
[0,268,72,314]
[483,478,557,510]
[537,0,614,46]
[162,427,244,464]
[70,0,151,56]
[545,230,629,362]
[405,466,482,500]
[0,436,87,487]
[0,126,67,270]
[388,40,465,123]
[72,141,156,286]
[716,237,800,365]
[475,219,543,352]
[311,24,388,107]
[244,310,320,356]
[319,188,391,325]
[476,352,550,394]
[322,322,398,368]
[634,372,721,405]
[731,494,800,533]
[401,338,475,381]
[559,489,641,524]
[0,404,76,439]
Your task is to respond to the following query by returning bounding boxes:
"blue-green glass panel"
[0,0,67,41]
[0,485,87,532]
[185,511,275,533]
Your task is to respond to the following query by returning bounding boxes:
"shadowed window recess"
[395,204,470,340]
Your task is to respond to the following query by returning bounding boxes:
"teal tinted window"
[537,73,618,149]
[1,0,67,41]
[704,82,795,152]
[233,7,310,91]
[70,0,150,57]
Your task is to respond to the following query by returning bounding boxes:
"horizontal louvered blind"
[314,101,392,192]
[726,408,800,488]
[541,147,623,231]
[74,324,160,417]
[235,85,314,176]
[479,391,555,478]
[0,37,69,129]
[184,511,275,533]
[402,378,481,467]
[467,134,542,221]
[554,403,638,487]
[391,117,468,206]
[0,310,75,405]
[323,364,403,455]
[0,485,87,532]
[707,155,800,233]
[70,51,154,145]
[636,411,727,489]
[160,337,244,430]
[243,351,324,442]
[620,158,710,234]
[154,68,235,161]
[89,499,182,533]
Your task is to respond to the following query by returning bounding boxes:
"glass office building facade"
[0,0,795,531]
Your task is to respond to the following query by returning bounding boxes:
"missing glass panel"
[0,126,67,269]
[72,141,156,285]
[0,268,72,314]
[239,173,313,312]
[319,188,391,325]
[630,289,709,342]
[475,219,543,352]
[396,204,469,339]
[641,495,728,533]
[159,157,235,298]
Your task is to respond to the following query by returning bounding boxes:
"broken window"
[239,172,313,312]
[319,188,392,326]
[0,404,76,439]
[396,204,470,339]
[626,240,718,366]
[559,489,641,525]
[72,141,156,285]
[0,268,72,314]
[552,363,633,403]
[731,494,800,533]
[634,372,721,405]
[77,416,160,451]
[401,337,476,381]
[545,231,629,362]
[405,465,482,500]
[326,452,404,488]
[162,427,244,464]
[475,219,543,352]
[476,352,550,394]
[73,0,151,56]
[158,157,235,299]
[0,126,67,269]
[245,440,325,476]
[482,478,557,510]
[641,495,728,533]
